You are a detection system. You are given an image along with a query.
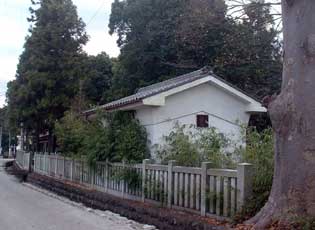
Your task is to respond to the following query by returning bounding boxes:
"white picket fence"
[16,150,31,170]
[30,153,253,218]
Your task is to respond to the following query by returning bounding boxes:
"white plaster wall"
[135,82,251,157]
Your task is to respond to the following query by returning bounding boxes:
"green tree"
[108,0,187,98]
[213,1,282,99]
[82,52,113,105]
[108,0,282,100]
[0,107,18,153]
[175,0,228,68]
[7,0,88,151]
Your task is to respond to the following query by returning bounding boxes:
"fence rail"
[21,152,253,219]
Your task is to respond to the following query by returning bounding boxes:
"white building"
[85,67,266,154]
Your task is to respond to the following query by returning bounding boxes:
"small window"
[196,114,209,128]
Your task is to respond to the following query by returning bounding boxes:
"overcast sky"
[0,0,119,107]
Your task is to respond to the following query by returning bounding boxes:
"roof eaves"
[211,73,262,104]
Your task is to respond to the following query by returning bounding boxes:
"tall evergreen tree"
[7,0,88,151]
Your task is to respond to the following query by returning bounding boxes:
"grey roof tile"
[101,67,211,110]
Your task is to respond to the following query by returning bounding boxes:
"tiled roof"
[83,66,260,115]
[84,67,212,114]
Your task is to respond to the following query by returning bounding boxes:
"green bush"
[113,167,142,191]
[55,110,149,165]
[155,123,274,221]
[155,124,200,167]
[242,128,274,194]
[234,128,274,222]
[155,123,234,168]
[55,111,88,157]
[197,127,235,168]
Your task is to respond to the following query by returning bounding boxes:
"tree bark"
[249,0,315,228]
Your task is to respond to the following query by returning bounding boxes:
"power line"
[86,0,105,26]
[142,111,241,127]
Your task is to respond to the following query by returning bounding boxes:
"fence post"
[55,156,58,177]
[237,163,253,210]
[80,160,83,184]
[70,159,74,181]
[105,159,109,192]
[201,162,212,216]
[43,153,49,174]
[142,159,151,202]
[37,154,40,172]
[121,160,126,198]
[47,155,50,175]
[90,163,95,188]
[167,160,176,208]
[23,153,25,169]
[33,154,36,173]
[62,157,65,179]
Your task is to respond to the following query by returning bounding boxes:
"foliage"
[242,128,274,194]
[156,124,275,220]
[87,111,149,164]
[113,167,142,192]
[108,0,282,100]
[81,52,114,105]
[234,128,274,222]
[155,123,234,168]
[54,111,88,157]
[175,0,228,68]
[55,110,149,165]
[197,127,236,168]
[6,0,88,151]
[6,0,283,154]
[214,2,282,99]
[144,177,167,205]
[0,107,18,153]
[108,0,186,99]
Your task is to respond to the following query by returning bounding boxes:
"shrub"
[155,124,275,221]
[55,111,88,157]
[113,166,142,191]
[155,123,234,168]
[55,110,149,165]
[197,127,235,168]
[234,128,274,222]
[155,124,200,166]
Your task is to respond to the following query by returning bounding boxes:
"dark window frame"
[196,114,209,128]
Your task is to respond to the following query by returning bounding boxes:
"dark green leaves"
[7,0,88,143]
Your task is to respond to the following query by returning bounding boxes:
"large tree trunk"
[249,0,315,228]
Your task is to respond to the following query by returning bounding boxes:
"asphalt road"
[0,159,153,230]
